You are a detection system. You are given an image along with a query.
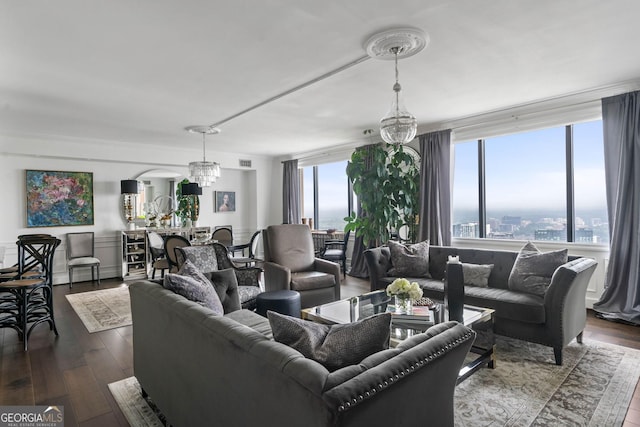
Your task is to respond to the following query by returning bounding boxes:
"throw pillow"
[461,263,494,287]
[508,242,568,296]
[206,268,241,313]
[177,246,218,273]
[267,311,391,372]
[387,240,431,278]
[163,263,223,315]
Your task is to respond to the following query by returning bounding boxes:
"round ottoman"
[256,290,301,318]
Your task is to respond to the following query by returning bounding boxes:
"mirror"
[129,169,185,228]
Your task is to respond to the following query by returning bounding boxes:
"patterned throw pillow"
[267,311,391,372]
[163,260,223,315]
[387,240,431,278]
[508,242,568,296]
[177,246,218,273]
[461,263,494,287]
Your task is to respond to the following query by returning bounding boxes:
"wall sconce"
[121,179,139,229]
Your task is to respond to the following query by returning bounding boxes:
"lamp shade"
[181,182,203,196]
[120,180,139,194]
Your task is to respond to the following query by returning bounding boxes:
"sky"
[453,120,606,213]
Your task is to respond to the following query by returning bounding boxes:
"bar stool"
[0,235,60,350]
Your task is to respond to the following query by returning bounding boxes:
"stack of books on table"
[388,305,434,327]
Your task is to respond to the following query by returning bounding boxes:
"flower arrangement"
[386,278,423,301]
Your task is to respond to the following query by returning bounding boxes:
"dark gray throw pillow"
[206,268,241,313]
[462,263,494,287]
[267,311,391,371]
[508,242,568,296]
[163,261,224,315]
[387,240,431,278]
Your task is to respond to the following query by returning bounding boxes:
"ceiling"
[2,0,639,158]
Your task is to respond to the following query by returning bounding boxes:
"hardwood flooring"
[0,276,638,426]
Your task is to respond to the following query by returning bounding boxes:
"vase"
[394,295,413,315]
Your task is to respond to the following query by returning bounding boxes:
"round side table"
[256,290,301,318]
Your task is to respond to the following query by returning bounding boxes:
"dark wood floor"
[1,276,639,426]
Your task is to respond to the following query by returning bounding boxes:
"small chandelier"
[379,46,417,145]
[186,125,221,187]
[365,27,428,145]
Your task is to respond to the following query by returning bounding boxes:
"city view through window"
[453,120,609,244]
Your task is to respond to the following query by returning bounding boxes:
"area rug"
[454,337,640,426]
[65,286,132,333]
[109,337,640,426]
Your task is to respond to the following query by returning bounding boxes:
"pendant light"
[365,27,428,145]
[186,125,221,187]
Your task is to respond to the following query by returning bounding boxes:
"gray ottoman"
[256,290,301,318]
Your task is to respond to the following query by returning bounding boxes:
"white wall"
[0,134,283,284]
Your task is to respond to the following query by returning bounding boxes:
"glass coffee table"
[301,290,495,383]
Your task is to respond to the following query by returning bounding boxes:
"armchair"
[175,243,262,310]
[262,224,340,308]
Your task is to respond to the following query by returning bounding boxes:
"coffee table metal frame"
[301,290,495,384]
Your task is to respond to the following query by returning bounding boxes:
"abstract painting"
[26,170,94,227]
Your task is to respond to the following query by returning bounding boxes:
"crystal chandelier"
[379,46,417,145]
[186,126,221,187]
[364,27,427,145]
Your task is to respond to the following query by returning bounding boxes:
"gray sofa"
[130,280,476,427]
[364,245,598,365]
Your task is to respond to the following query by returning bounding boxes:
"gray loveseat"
[364,245,598,365]
[130,280,476,427]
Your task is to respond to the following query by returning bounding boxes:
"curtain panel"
[282,159,300,224]
[593,90,640,325]
[418,129,452,246]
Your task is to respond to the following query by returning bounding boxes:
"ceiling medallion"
[364,27,429,61]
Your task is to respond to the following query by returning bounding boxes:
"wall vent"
[239,159,252,168]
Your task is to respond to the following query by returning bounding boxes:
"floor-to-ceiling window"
[300,160,352,230]
[452,119,608,244]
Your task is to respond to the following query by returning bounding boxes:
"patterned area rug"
[109,337,640,426]
[65,286,132,333]
[455,337,640,426]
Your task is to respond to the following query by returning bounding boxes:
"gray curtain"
[282,159,300,224]
[593,91,640,325]
[348,144,377,278]
[418,129,452,246]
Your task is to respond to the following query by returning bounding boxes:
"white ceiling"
[2,0,639,157]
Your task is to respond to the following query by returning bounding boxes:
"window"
[453,120,608,244]
[573,121,608,243]
[300,160,351,230]
[452,141,479,237]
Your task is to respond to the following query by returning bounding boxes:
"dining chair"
[164,234,191,273]
[228,230,263,267]
[212,227,233,248]
[320,230,351,277]
[66,232,100,288]
[147,231,169,279]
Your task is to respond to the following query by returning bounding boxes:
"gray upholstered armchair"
[262,224,340,308]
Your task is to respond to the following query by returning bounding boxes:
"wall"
[0,134,282,284]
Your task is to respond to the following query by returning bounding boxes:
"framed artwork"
[26,170,95,227]
[215,191,235,212]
